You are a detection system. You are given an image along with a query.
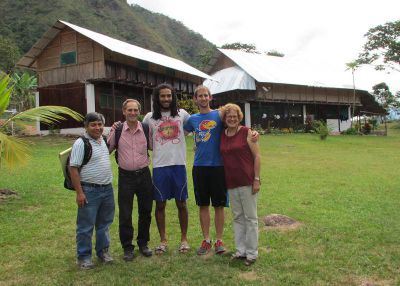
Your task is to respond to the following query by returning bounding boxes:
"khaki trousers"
[229,185,258,260]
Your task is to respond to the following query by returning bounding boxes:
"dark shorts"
[192,166,228,207]
[153,165,188,202]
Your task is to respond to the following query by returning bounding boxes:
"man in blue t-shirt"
[184,85,229,255]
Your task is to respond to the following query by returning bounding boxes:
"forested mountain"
[0,0,215,71]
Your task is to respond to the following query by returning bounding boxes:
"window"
[60,51,76,65]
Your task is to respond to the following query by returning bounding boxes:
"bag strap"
[141,122,150,151]
[80,136,92,166]
[114,124,123,164]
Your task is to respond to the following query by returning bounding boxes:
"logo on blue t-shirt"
[195,120,217,142]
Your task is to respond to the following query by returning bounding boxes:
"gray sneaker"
[214,240,226,254]
[98,248,114,264]
[197,240,212,255]
[77,259,94,270]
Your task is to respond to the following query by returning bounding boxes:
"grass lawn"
[0,129,399,285]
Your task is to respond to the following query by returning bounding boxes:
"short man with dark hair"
[69,112,115,269]
[143,83,190,254]
[108,99,153,261]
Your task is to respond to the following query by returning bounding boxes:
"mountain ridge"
[0,0,216,71]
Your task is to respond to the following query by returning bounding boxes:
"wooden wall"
[38,82,86,130]
[94,83,153,126]
[37,27,105,87]
[104,61,197,94]
[255,83,361,105]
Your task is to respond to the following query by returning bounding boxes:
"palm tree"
[0,72,83,168]
[345,61,360,127]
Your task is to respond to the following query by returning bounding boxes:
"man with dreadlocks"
[143,83,191,255]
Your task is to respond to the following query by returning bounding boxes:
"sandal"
[155,242,167,255]
[231,253,246,260]
[178,242,190,254]
[244,258,256,266]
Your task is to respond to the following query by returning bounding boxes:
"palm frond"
[0,73,14,114]
[3,105,83,126]
[0,132,30,169]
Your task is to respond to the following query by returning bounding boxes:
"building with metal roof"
[204,49,384,132]
[17,20,211,133]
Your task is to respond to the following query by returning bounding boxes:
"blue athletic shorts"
[152,165,188,202]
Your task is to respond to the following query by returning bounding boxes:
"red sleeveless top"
[220,126,254,189]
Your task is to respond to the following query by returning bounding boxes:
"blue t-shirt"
[184,110,223,166]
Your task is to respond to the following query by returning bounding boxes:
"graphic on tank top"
[155,116,182,145]
[195,120,216,142]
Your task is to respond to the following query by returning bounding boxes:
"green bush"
[314,120,329,140]
[178,99,199,114]
[341,127,359,135]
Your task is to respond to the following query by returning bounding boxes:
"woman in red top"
[220,103,261,266]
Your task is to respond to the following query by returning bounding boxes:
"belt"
[81,182,112,188]
[119,166,149,175]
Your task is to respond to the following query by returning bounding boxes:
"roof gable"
[17,20,211,80]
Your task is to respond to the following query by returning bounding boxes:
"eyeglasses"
[226,115,238,119]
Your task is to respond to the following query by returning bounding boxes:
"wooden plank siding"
[103,50,203,87]
[94,82,153,126]
[103,61,199,94]
[255,83,361,105]
[38,82,86,130]
[36,27,105,87]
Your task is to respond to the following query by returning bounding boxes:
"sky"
[127,0,399,93]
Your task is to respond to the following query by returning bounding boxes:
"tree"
[266,50,285,57]
[345,61,360,126]
[11,72,37,111]
[0,36,20,73]
[0,72,83,168]
[372,82,400,112]
[197,48,215,70]
[221,42,260,53]
[357,20,400,71]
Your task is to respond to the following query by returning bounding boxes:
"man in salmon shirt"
[108,99,153,261]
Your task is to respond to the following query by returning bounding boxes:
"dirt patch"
[0,189,18,201]
[340,276,395,286]
[359,278,394,286]
[262,214,302,231]
[238,271,259,281]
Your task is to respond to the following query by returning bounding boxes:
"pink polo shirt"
[108,121,150,171]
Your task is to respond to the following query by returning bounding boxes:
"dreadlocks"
[151,83,179,120]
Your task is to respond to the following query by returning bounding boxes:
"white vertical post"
[348,105,351,122]
[35,91,40,133]
[85,83,95,113]
[244,102,251,128]
[303,104,307,124]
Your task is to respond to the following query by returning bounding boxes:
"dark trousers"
[118,167,153,250]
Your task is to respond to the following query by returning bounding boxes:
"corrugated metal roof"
[204,66,255,94]
[216,48,360,90]
[17,20,211,80]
